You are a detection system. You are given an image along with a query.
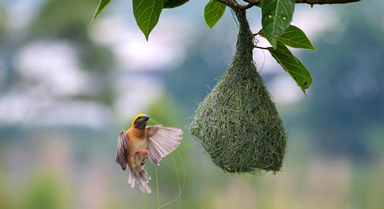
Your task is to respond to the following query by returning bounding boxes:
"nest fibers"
[189,8,287,174]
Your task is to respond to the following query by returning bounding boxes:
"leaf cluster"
[259,25,315,93]
[92,0,332,92]
[93,0,189,40]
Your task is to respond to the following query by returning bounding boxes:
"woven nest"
[189,9,287,173]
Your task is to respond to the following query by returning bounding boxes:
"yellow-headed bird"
[116,114,183,193]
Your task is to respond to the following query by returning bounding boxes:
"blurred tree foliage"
[297,9,384,161]
[27,0,116,105]
[22,173,74,209]
[0,5,13,94]
[0,172,14,209]
[165,34,231,115]
[0,7,5,41]
[146,95,183,127]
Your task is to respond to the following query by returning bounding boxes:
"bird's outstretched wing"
[116,130,129,170]
[146,125,182,165]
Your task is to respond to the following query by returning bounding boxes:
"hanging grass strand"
[156,167,160,209]
[142,193,147,209]
[158,153,183,209]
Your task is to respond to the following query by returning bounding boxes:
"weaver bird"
[116,114,183,193]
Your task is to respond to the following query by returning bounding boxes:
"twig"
[239,0,260,9]
[216,0,231,6]
[216,0,360,10]
[296,0,360,4]
[254,46,269,50]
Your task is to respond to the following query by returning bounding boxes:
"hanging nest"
[189,8,287,173]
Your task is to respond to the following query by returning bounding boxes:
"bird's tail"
[128,169,152,193]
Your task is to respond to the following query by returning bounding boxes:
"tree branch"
[233,0,360,10]
[254,46,269,50]
[239,0,260,9]
[216,0,231,6]
[296,0,360,4]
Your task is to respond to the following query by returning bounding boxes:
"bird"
[116,113,183,193]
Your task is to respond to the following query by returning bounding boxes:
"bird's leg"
[134,149,149,165]
[141,158,146,165]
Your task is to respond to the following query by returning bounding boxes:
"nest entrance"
[189,8,287,173]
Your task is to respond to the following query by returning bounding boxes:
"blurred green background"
[0,0,383,208]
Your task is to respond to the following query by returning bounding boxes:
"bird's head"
[132,114,150,130]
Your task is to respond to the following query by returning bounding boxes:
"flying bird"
[116,114,183,193]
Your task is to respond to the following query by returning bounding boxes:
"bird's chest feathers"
[129,128,148,151]
[132,138,147,151]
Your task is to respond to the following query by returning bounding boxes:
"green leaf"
[204,0,226,29]
[268,41,312,93]
[93,0,111,21]
[279,25,316,50]
[164,0,189,8]
[262,0,295,49]
[133,0,164,40]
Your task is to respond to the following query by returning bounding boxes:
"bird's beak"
[143,115,150,121]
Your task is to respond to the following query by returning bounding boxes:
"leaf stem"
[296,0,360,4]
[215,0,231,6]
[254,46,269,50]
[239,0,261,9]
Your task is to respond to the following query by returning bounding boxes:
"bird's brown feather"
[116,130,128,171]
[146,125,182,165]
[127,127,148,175]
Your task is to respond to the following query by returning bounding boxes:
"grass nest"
[189,8,287,174]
